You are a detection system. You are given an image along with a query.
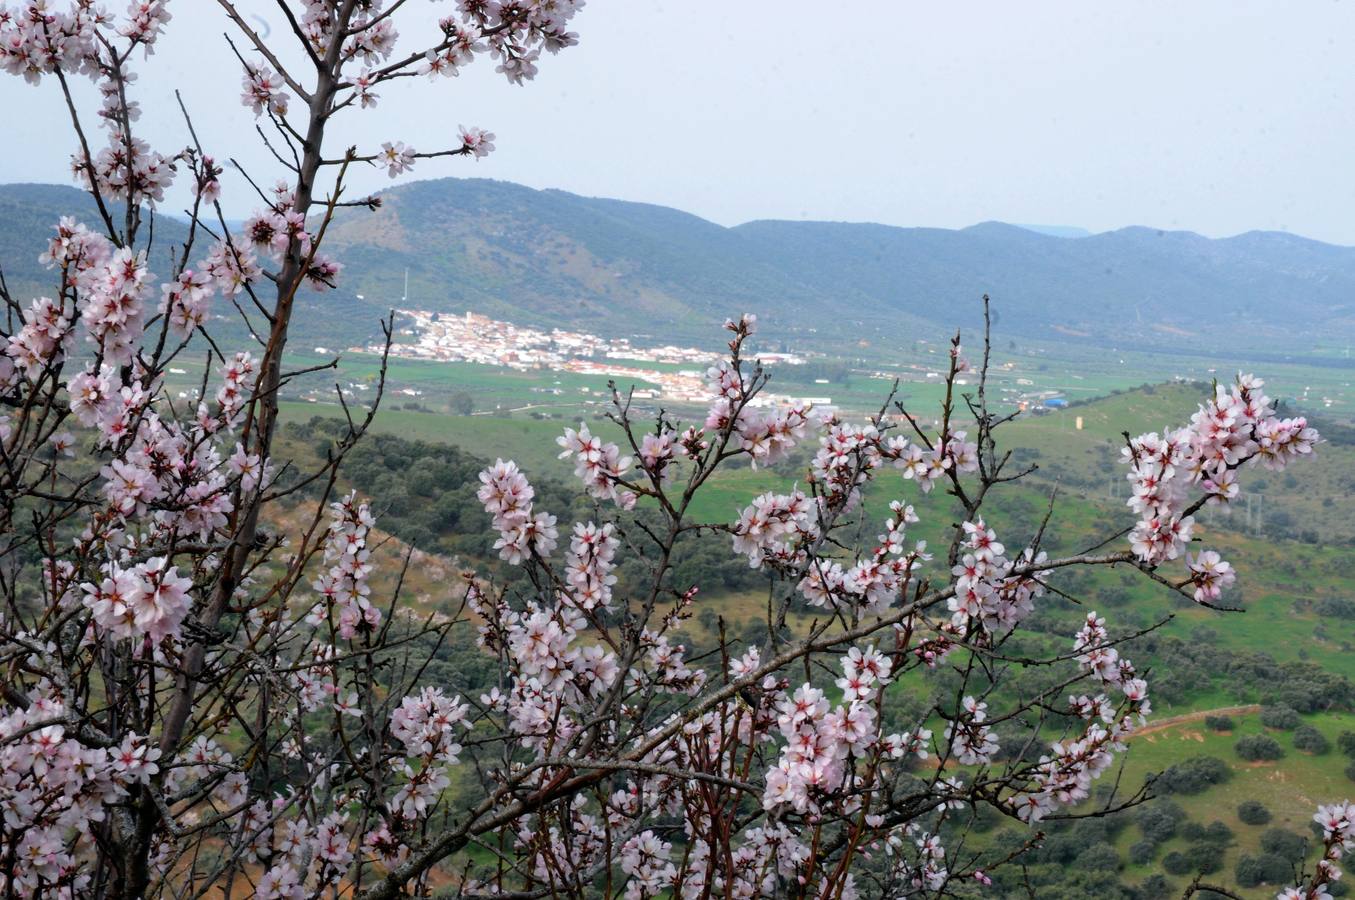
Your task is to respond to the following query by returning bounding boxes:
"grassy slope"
[276,381,1355,894]
[1113,709,1355,897]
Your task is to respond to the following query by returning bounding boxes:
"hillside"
[270,385,1355,898]
[733,218,1355,345]
[320,177,1355,350]
[317,177,919,342]
[6,180,1355,354]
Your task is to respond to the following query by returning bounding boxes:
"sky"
[6,0,1355,243]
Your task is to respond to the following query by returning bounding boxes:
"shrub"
[1204,714,1234,732]
[1317,597,1355,619]
[1236,853,1295,888]
[1128,840,1158,865]
[1260,828,1308,862]
[1136,801,1186,843]
[1260,705,1302,730]
[1162,850,1193,876]
[1183,841,1223,874]
[1339,731,1355,757]
[1294,724,1332,754]
[1155,756,1231,795]
[1236,734,1285,761]
[1077,843,1121,872]
[1238,800,1272,825]
[1180,820,1231,844]
[1203,820,1234,844]
[1138,875,1171,898]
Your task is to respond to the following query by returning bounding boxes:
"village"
[362,308,821,408]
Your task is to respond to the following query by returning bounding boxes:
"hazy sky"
[7,1,1355,243]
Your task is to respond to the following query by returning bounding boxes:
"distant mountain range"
[3,180,1354,353]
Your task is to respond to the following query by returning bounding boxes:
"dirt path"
[1131,704,1262,739]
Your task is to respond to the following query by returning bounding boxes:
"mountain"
[732,219,1355,345]
[318,177,929,344]
[1014,224,1092,239]
[4,180,1355,353]
[320,178,1355,349]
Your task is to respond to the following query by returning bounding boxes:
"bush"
[1236,853,1295,888]
[1155,756,1231,795]
[1162,850,1192,876]
[1294,724,1332,754]
[1077,843,1121,872]
[449,391,474,416]
[1135,801,1185,843]
[1180,820,1208,841]
[1260,705,1302,730]
[1316,597,1355,619]
[1180,820,1230,844]
[1238,800,1272,825]
[1203,820,1234,844]
[1183,842,1223,874]
[1260,828,1308,862]
[1236,734,1285,761]
[1138,875,1171,898]
[1339,731,1355,757]
[1204,714,1234,732]
[1127,840,1157,865]
[1138,872,1170,894]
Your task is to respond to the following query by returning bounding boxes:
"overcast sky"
[7,1,1355,243]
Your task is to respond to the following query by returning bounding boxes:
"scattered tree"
[1295,724,1333,754]
[1261,704,1302,730]
[1237,734,1286,761]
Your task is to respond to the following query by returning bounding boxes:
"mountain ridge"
[2,179,1353,351]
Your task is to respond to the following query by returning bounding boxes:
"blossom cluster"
[0,693,160,896]
[891,428,979,493]
[563,520,619,610]
[81,555,194,643]
[800,498,929,619]
[1280,802,1355,900]
[556,423,637,507]
[309,493,382,639]
[1009,612,1151,823]
[477,458,560,564]
[763,647,908,814]
[1123,374,1318,602]
[240,182,341,292]
[2,2,178,204]
[388,687,473,821]
[948,518,1048,635]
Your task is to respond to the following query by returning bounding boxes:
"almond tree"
[0,3,1335,899]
